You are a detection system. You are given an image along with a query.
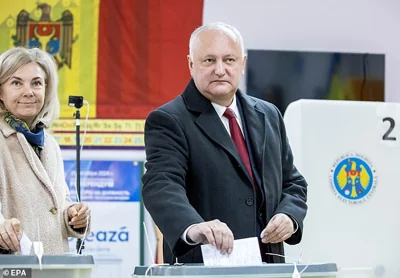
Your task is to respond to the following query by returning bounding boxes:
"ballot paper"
[19,233,32,255]
[201,237,263,266]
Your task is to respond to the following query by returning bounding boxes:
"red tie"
[223,108,255,184]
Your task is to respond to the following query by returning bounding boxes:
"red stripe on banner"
[147,0,161,105]
[132,0,149,105]
[119,0,139,105]
[96,0,204,119]
[152,0,204,106]
[97,0,123,115]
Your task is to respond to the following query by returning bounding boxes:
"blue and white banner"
[64,160,142,278]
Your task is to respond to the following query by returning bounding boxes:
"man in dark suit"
[142,22,307,264]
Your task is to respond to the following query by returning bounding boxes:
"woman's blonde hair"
[0,47,60,128]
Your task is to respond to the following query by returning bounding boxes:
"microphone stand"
[74,109,84,254]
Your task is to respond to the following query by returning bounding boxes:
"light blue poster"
[64,160,143,278]
[64,160,141,202]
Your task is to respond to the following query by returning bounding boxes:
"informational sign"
[53,120,145,148]
[64,160,143,278]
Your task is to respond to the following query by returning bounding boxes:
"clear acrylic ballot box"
[133,263,338,278]
[0,254,94,278]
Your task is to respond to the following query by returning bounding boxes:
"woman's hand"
[0,218,22,252]
[67,203,90,229]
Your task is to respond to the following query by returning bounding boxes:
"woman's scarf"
[4,111,44,157]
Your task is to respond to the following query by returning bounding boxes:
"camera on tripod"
[68,96,84,109]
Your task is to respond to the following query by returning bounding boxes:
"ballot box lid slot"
[0,255,95,266]
[133,263,338,276]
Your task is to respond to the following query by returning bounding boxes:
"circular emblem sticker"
[329,153,377,204]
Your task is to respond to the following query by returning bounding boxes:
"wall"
[203,0,400,102]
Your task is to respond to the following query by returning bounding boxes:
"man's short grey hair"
[189,22,245,59]
[0,47,60,129]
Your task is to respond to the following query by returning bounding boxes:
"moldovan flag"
[0,0,204,119]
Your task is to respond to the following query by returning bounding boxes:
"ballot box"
[132,263,337,278]
[0,254,94,278]
[283,100,400,278]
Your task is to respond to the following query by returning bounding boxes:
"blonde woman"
[0,47,90,254]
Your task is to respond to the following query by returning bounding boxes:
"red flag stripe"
[97,0,204,119]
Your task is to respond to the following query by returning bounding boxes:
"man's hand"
[68,203,90,229]
[187,219,234,254]
[260,213,294,244]
[0,218,22,252]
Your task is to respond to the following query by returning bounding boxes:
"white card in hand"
[201,237,263,266]
[20,233,32,255]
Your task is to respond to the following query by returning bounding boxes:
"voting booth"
[0,254,94,278]
[283,100,400,278]
[133,263,338,278]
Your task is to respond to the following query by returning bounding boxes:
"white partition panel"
[284,100,400,278]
